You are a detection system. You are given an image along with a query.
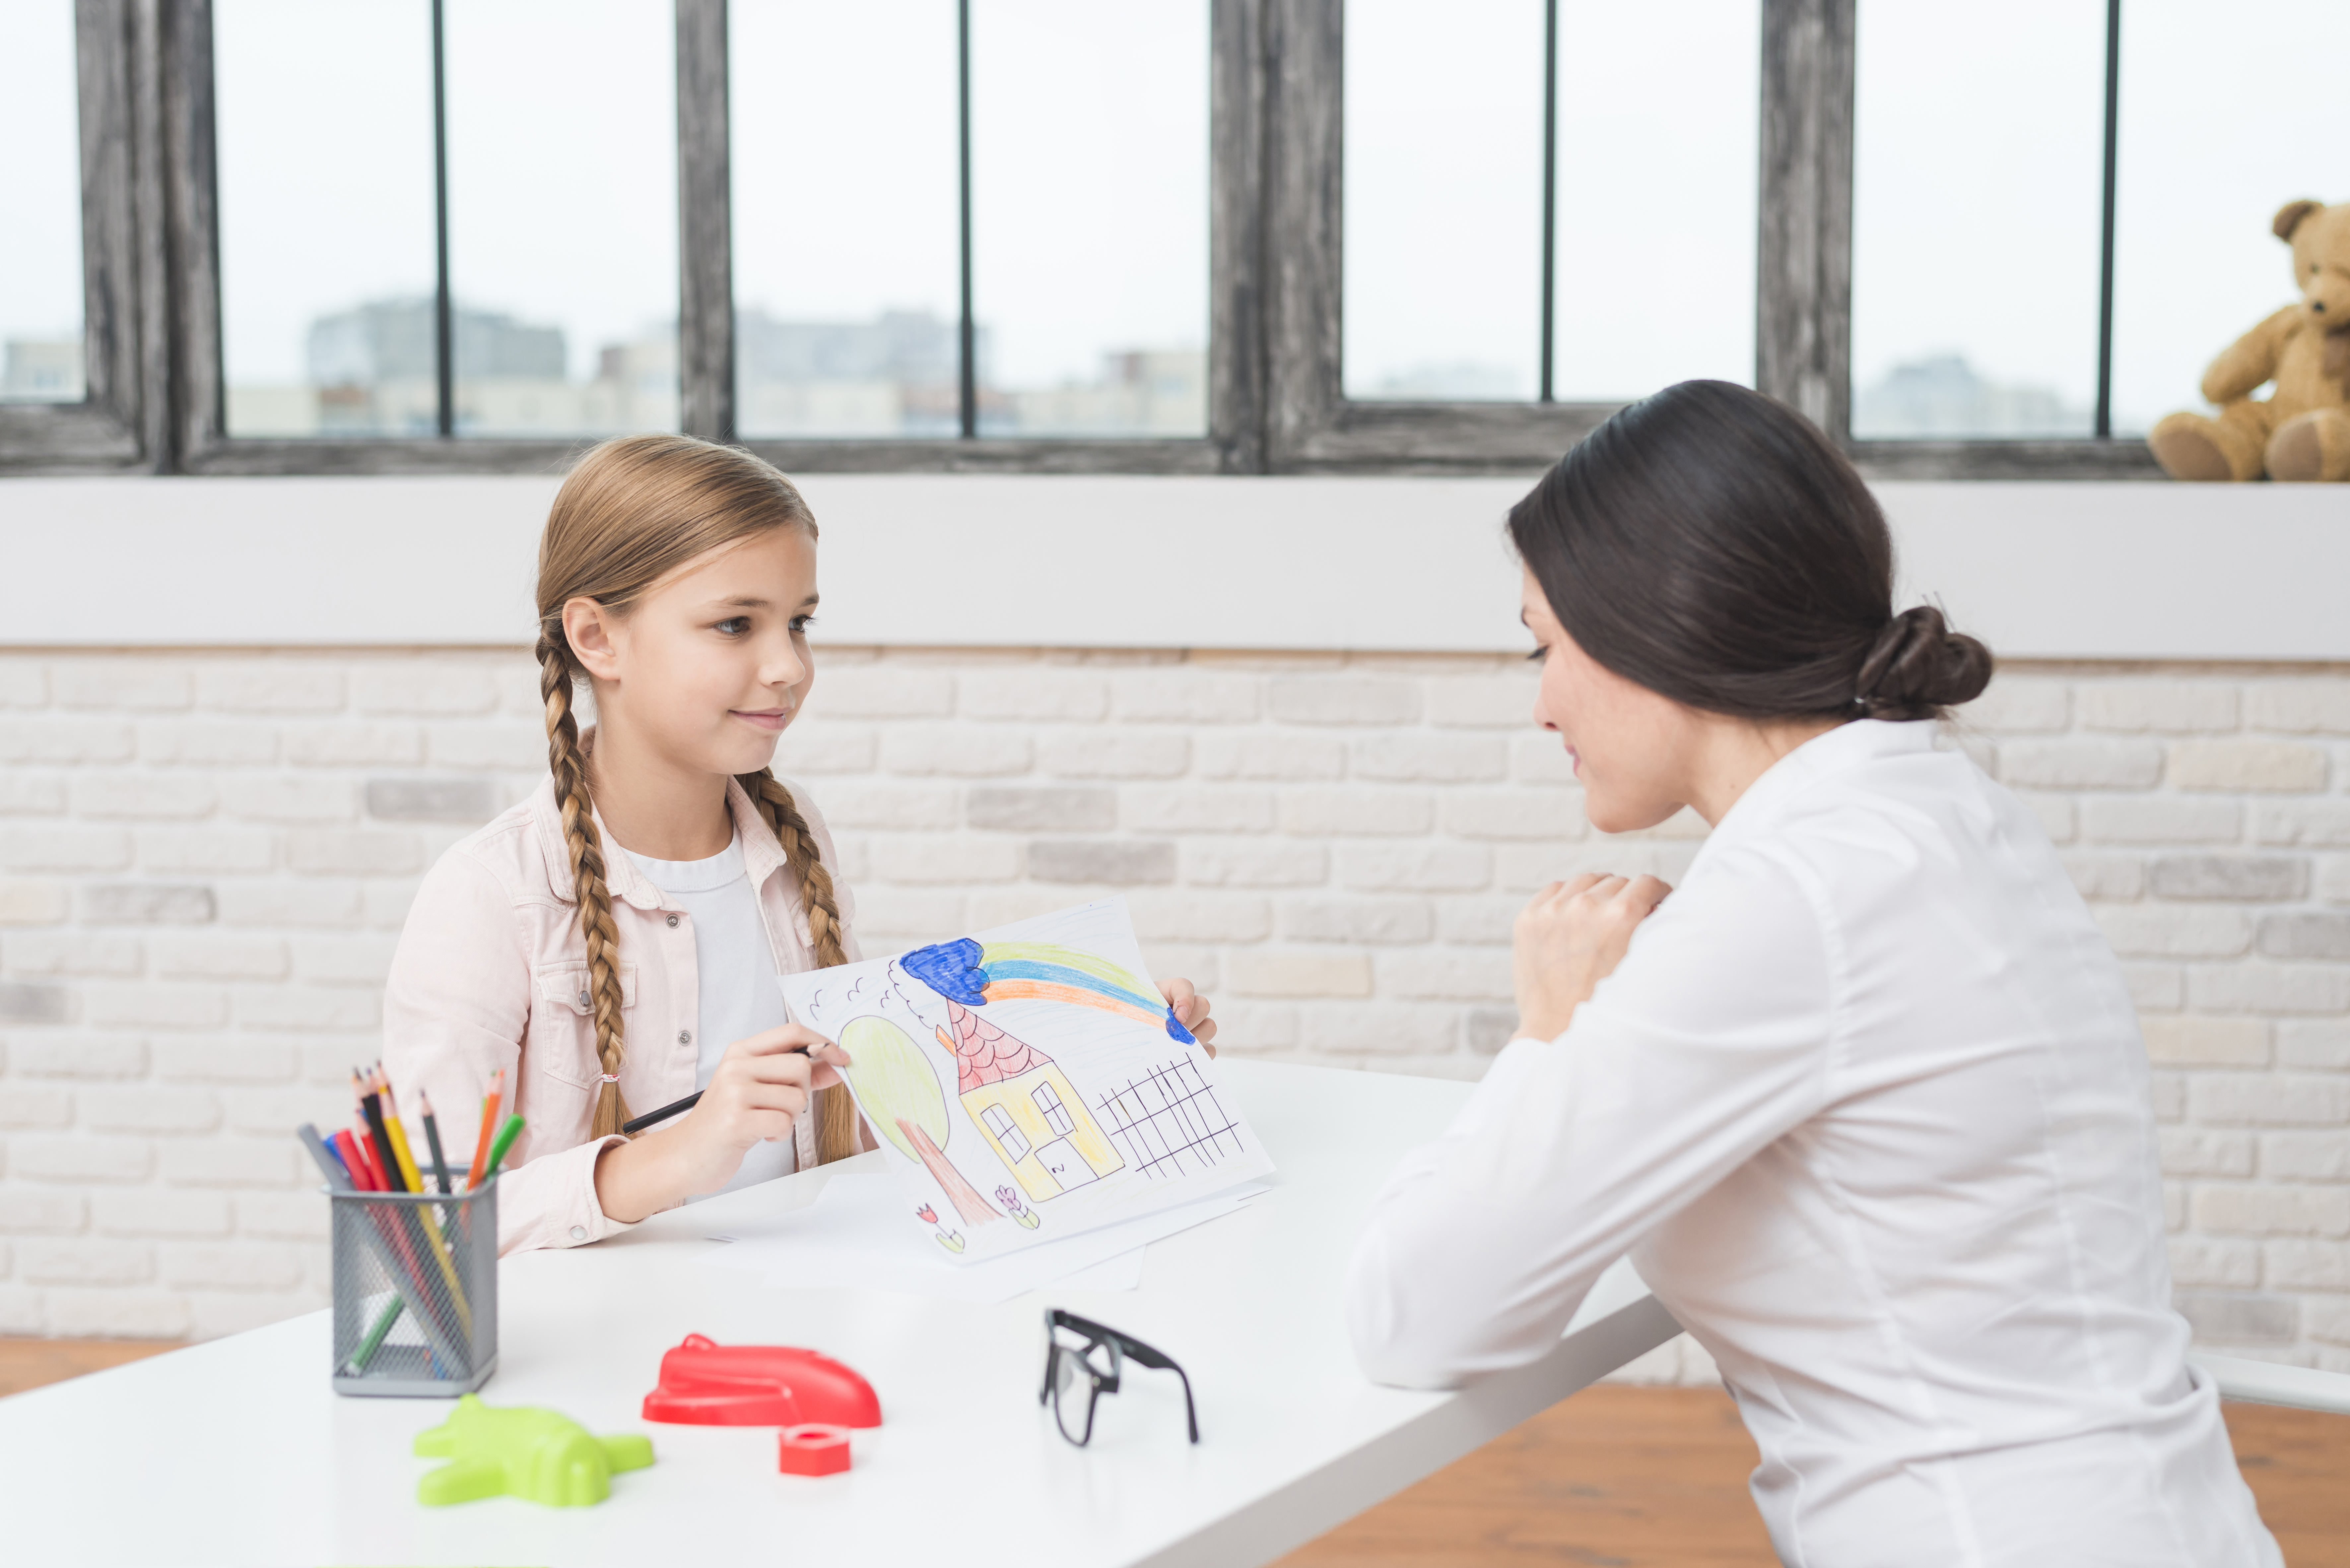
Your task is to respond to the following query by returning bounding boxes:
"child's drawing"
[904,939,1198,1044]
[777,896,1277,1265]
[836,1014,1001,1229]
[937,1001,1123,1202]
[1092,1057,1249,1179]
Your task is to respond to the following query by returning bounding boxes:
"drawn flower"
[916,1204,938,1224]
[994,1184,1041,1229]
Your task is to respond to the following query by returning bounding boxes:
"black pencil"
[357,1082,407,1194]
[619,1040,818,1136]
[418,1089,452,1195]
[621,1090,701,1136]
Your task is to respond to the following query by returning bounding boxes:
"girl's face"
[570,527,820,780]
[1520,565,1701,834]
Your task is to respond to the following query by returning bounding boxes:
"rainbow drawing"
[902,938,1198,1045]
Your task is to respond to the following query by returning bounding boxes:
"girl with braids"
[381,433,1220,1253]
[1347,383,2277,1566]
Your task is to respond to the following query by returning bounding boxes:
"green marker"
[350,1293,405,1373]
[482,1113,527,1181]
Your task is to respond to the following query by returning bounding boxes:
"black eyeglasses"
[1039,1309,1199,1448]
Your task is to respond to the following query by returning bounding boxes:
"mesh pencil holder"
[329,1180,499,1397]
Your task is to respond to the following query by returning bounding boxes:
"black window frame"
[0,0,2159,480]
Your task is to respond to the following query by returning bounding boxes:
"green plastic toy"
[412,1394,654,1507]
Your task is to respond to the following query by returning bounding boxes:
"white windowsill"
[0,474,2344,661]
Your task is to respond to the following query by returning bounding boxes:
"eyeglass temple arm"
[1118,1339,1199,1444]
[1173,1362,1198,1443]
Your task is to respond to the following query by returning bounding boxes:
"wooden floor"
[4,1340,2342,1563]
[0,1336,185,1399]
[1275,1385,2350,1568]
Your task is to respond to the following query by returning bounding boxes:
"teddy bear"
[2148,199,2350,482]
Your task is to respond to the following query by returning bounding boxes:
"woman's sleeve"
[1344,848,1836,1388]
[380,847,630,1256]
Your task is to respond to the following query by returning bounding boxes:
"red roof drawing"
[939,1000,1050,1094]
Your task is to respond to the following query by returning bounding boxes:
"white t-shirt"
[619,832,797,1198]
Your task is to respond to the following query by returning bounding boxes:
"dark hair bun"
[1507,381,1998,726]
[1855,606,1992,721]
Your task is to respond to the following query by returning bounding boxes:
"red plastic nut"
[777,1423,852,1476]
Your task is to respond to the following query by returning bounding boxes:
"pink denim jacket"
[381,761,861,1254]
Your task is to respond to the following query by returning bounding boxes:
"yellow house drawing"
[936,1000,1123,1203]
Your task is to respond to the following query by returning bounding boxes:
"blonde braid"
[738,767,861,1164]
[541,638,636,1140]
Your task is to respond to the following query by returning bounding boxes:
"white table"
[0,1059,1682,1567]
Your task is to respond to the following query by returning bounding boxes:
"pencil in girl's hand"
[465,1069,504,1189]
[418,1090,452,1195]
[482,1113,526,1181]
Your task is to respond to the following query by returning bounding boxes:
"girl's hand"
[596,1024,846,1215]
[1512,873,1671,1043]
[1160,976,1218,1057]
[690,1020,844,1143]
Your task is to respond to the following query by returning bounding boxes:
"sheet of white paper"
[1038,1247,1145,1293]
[776,895,1279,1265]
[700,1173,1268,1306]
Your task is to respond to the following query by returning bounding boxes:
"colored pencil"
[418,1090,452,1195]
[333,1128,381,1191]
[298,1123,411,1372]
[298,1123,353,1193]
[464,1069,504,1190]
[357,1085,406,1194]
[358,1073,474,1342]
[482,1113,526,1181]
[379,1072,473,1333]
[380,1092,427,1196]
[301,1122,466,1376]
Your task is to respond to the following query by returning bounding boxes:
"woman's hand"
[1512,873,1672,1042]
[1160,976,1218,1057]
[594,1023,847,1220]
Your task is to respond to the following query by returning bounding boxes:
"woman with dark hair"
[1345,382,2278,1566]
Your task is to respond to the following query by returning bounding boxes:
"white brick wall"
[0,650,2345,1376]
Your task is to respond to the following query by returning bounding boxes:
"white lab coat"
[1346,719,2279,1568]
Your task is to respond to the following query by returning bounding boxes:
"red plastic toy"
[640,1334,882,1429]
[777,1423,852,1476]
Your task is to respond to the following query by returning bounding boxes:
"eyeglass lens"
[1051,1342,1096,1445]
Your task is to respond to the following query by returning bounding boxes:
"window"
[216,0,440,438]
[216,0,679,441]
[6,0,2277,479]
[1850,1,2106,440]
[980,1103,1029,1162]
[1344,0,1757,407]
[1,1,85,407]
[730,1,1208,443]
[1845,0,2348,472]
[2108,0,2350,441]
[1033,1081,1075,1138]
[731,0,960,439]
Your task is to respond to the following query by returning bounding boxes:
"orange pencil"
[464,1068,504,1189]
